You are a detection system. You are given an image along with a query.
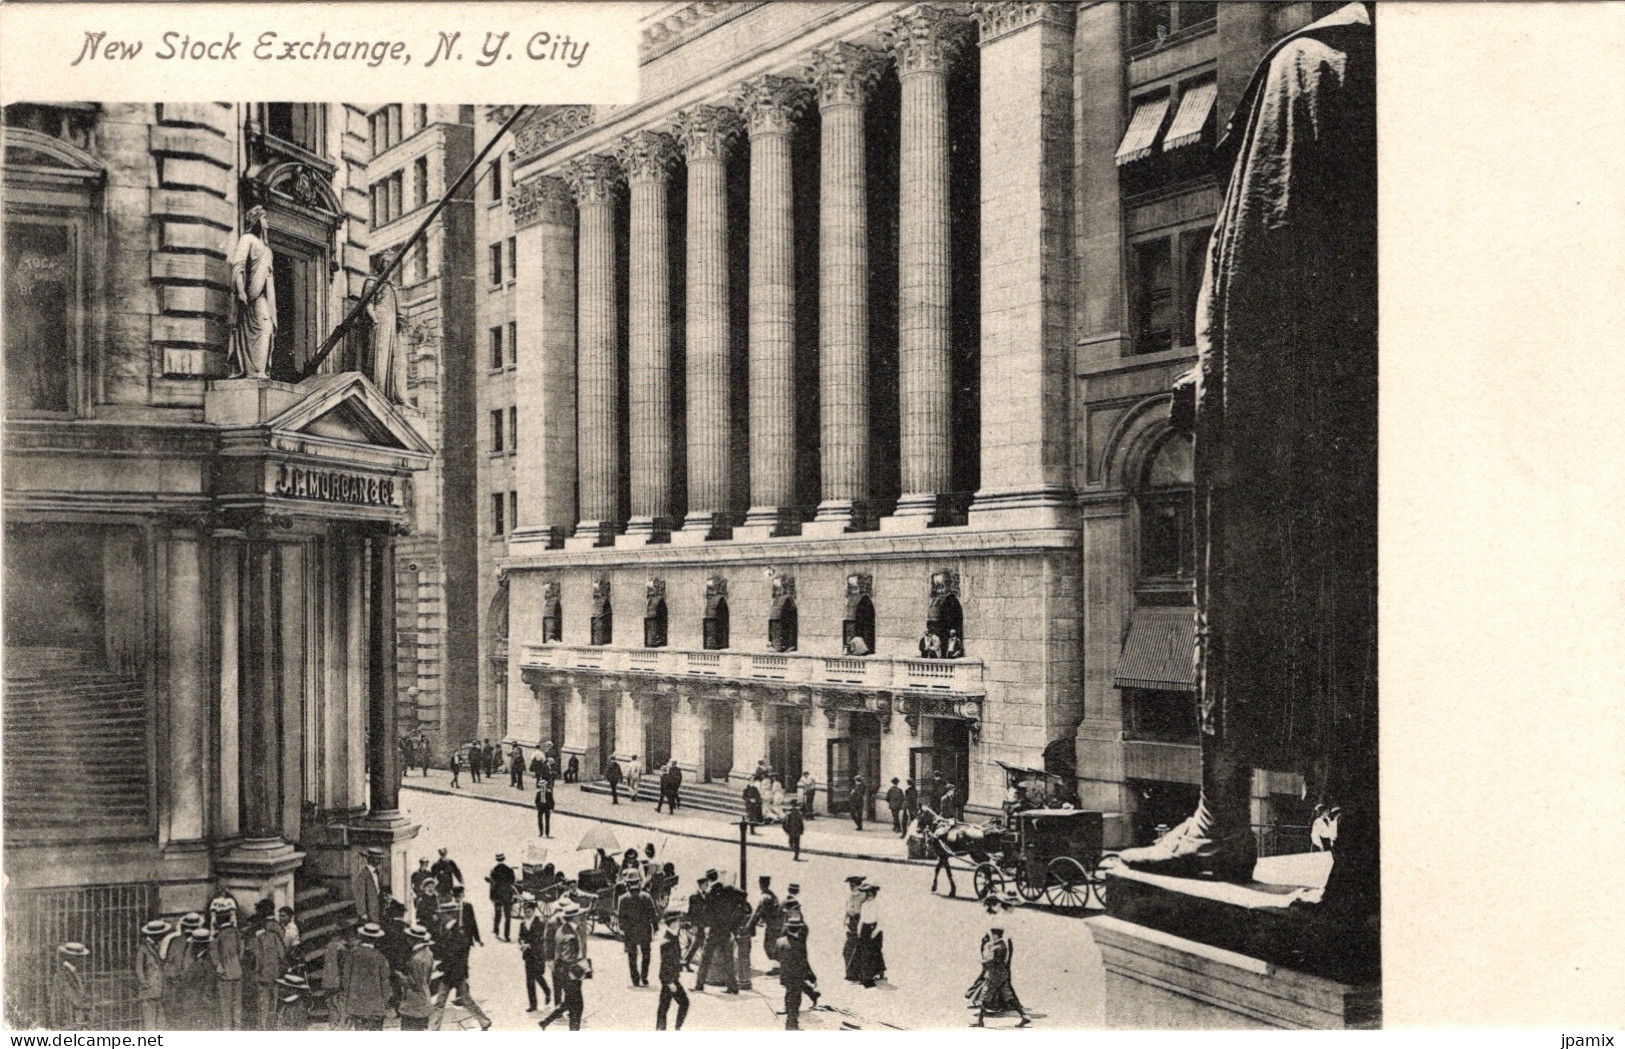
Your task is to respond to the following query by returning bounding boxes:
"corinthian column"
[737,75,814,538]
[885,5,972,529]
[675,104,744,541]
[563,155,626,547]
[616,131,680,542]
[804,42,888,536]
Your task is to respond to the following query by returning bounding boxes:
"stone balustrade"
[516,642,986,694]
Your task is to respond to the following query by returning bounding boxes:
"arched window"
[927,593,964,657]
[1138,433,1194,581]
[843,595,876,656]
[590,580,613,646]
[768,594,798,653]
[703,594,730,651]
[541,584,562,642]
[643,600,669,649]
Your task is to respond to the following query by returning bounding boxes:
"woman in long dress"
[767,776,786,822]
[846,883,886,987]
[966,900,1031,1027]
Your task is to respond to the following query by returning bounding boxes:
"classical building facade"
[3,102,422,1024]
[361,104,482,759]
[482,2,1334,835]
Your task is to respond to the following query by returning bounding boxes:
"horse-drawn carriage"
[930,805,1117,912]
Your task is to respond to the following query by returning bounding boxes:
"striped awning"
[1163,80,1218,153]
[1114,608,1197,691]
[1114,95,1172,166]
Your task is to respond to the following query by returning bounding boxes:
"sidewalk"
[401,768,933,868]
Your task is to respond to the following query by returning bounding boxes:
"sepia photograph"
[16,0,1606,1034]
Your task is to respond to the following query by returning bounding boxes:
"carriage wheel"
[972,863,1004,901]
[1090,852,1121,908]
[1044,857,1091,911]
[1013,862,1046,902]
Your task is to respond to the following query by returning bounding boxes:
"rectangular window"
[510,491,519,532]
[490,408,505,452]
[507,320,518,365]
[369,185,379,228]
[1132,238,1174,354]
[416,104,429,131]
[5,219,78,414]
[489,326,503,369]
[489,243,502,287]
[1124,688,1199,745]
[390,173,403,223]
[491,156,503,203]
[268,239,326,382]
[413,156,428,209]
[1178,226,1211,348]
[491,492,506,536]
[1129,1,1214,50]
[507,236,517,281]
[508,405,518,449]
[412,239,429,284]
[389,105,402,147]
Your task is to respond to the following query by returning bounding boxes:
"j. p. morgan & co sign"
[273,464,398,507]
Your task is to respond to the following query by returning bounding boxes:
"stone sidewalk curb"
[401,780,935,869]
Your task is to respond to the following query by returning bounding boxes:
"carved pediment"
[268,373,433,456]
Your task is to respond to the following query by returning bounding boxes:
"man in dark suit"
[487,853,517,941]
[430,847,462,896]
[682,875,710,971]
[351,848,386,925]
[849,775,867,830]
[606,758,624,804]
[782,799,806,861]
[451,884,483,947]
[654,911,689,1030]
[510,746,526,789]
[776,914,818,1030]
[535,778,555,838]
[516,896,551,1012]
[538,901,586,1030]
[617,871,659,987]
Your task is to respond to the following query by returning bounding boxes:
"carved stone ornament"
[616,129,681,184]
[509,175,575,230]
[930,568,961,601]
[674,105,743,162]
[561,154,624,206]
[971,1,1077,46]
[513,105,594,162]
[705,575,729,599]
[805,42,889,109]
[736,74,814,137]
[885,4,975,76]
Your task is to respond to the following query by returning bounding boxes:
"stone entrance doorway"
[702,700,733,783]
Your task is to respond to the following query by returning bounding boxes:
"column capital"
[674,104,743,162]
[561,153,624,205]
[510,174,575,229]
[885,4,975,76]
[736,74,814,137]
[805,41,889,108]
[971,1,1077,45]
[615,129,680,185]
[513,104,595,164]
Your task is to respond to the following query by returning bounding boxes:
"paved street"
[400,777,1107,1031]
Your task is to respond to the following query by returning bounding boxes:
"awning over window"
[1114,607,1197,691]
[1163,80,1218,153]
[1115,95,1172,166]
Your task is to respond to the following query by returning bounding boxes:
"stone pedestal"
[213,838,306,915]
[1094,854,1380,1029]
[1090,916,1380,1029]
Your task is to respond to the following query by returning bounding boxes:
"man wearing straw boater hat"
[209,896,245,1029]
[272,972,311,1032]
[135,919,171,1030]
[176,927,217,1031]
[396,924,436,1031]
[51,943,94,1029]
[345,923,393,1030]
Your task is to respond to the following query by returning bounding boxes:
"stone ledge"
[1089,915,1380,1029]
